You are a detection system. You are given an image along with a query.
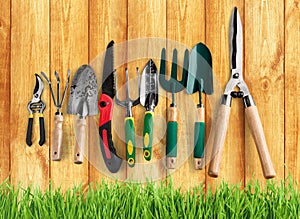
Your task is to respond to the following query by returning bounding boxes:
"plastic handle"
[194,107,205,170]
[26,115,34,146]
[52,114,63,161]
[143,111,154,161]
[74,117,86,164]
[245,106,276,178]
[208,104,231,177]
[166,105,178,169]
[125,117,136,167]
[39,114,45,146]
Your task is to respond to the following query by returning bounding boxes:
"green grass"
[0,177,299,219]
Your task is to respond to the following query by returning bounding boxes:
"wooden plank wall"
[1,0,299,190]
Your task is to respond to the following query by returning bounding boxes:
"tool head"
[67,65,98,116]
[31,74,44,103]
[102,40,115,98]
[230,7,243,74]
[187,42,213,95]
[140,59,159,111]
[159,48,188,93]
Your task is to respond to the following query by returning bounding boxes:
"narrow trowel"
[67,65,98,164]
[187,43,214,169]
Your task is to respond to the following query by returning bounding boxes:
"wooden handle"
[245,106,276,179]
[208,104,231,177]
[74,117,86,164]
[52,114,63,161]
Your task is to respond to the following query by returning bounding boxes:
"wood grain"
[245,0,284,182]
[206,1,245,187]
[285,0,300,181]
[50,0,89,191]
[0,0,10,182]
[166,0,206,190]
[127,0,166,182]
[11,0,50,189]
[88,0,128,183]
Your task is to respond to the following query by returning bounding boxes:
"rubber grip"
[143,111,154,161]
[52,114,63,161]
[39,116,45,146]
[245,106,276,179]
[194,122,205,158]
[26,117,33,146]
[208,104,231,177]
[125,117,136,167]
[166,122,178,157]
[99,121,122,173]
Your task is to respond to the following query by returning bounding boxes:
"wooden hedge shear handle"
[208,95,276,179]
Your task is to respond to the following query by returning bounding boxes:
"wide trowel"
[187,43,213,170]
[140,59,159,161]
[99,40,122,173]
[68,65,98,164]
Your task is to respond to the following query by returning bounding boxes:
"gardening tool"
[67,65,98,164]
[115,68,140,167]
[41,70,70,161]
[99,40,122,173]
[140,59,159,161]
[26,74,46,146]
[187,42,214,170]
[159,48,188,169]
[208,7,276,179]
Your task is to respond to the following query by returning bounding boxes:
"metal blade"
[140,59,159,111]
[230,7,243,72]
[102,40,115,98]
[31,74,44,103]
[67,65,98,116]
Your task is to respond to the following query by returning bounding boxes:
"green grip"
[143,111,154,161]
[125,117,136,167]
[194,122,205,158]
[166,121,178,157]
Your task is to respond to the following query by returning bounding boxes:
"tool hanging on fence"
[159,48,188,169]
[41,70,70,161]
[115,68,140,167]
[187,42,214,170]
[26,74,46,146]
[68,65,98,164]
[99,40,123,173]
[140,59,159,161]
[208,7,276,179]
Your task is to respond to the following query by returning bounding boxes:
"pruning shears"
[208,7,276,179]
[26,74,46,146]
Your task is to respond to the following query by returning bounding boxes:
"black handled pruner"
[26,74,46,146]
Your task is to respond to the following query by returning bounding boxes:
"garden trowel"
[187,42,213,170]
[67,65,98,164]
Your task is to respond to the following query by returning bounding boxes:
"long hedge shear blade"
[26,74,46,146]
[208,7,276,179]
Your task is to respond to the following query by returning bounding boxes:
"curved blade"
[31,74,44,103]
[102,40,115,97]
[140,59,159,111]
[230,7,243,72]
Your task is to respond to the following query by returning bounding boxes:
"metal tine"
[54,71,60,107]
[132,67,140,106]
[125,68,130,101]
[60,69,71,106]
[40,71,57,107]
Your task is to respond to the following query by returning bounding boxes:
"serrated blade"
[102,40,115,98]
[230,7,243,72]
[140,59,159,111]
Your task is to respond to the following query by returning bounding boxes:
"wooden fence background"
[0,0,299,191]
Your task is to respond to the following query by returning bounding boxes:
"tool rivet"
[233,73,239,78]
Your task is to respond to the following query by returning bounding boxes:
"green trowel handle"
[166,107,178,169]
[143,111,154,161]
[125,117,136,167]
[194,107,205,170]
